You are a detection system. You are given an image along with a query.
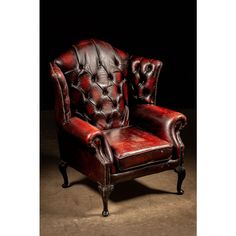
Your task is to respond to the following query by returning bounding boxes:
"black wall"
[40,0,196,110]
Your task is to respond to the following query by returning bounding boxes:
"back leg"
[58,160,70,188]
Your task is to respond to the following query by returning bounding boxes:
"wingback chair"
[49,39,187,217]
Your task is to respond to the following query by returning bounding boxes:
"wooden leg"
[58,160,69,188]
[98,184,114,217]
[175,165,186,195]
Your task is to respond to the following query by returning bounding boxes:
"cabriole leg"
[175,165,186,195]
[98,184,114,217]
[58,160,69,188]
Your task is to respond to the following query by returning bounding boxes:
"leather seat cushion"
[103,126,173,171]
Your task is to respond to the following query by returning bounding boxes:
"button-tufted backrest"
[53,39,130,130]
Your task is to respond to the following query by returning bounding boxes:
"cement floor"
[40,109,196,236]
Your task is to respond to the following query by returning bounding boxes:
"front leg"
[175,165,186,195]
[98,184,114,217]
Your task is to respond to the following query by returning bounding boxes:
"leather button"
[91,75,96,82]
[108,74,113,80]
[103,88,108,95]
[146,64,152,72]
[96,103,102,111]
[79,64,83,70]
[98,61,102,68]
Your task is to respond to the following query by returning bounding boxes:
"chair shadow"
[69,178,177,202]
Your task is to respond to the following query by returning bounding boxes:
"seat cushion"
[103,126,173,171]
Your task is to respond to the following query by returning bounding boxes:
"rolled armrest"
[131,104,187,158]
[63,117,102,146]
[62,117,114,164]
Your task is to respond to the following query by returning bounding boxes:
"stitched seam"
[116,145,172,159]
[118,157,172,171]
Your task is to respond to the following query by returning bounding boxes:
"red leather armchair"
[49,39,187,217]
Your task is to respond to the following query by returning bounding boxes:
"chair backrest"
[53,39,130,130]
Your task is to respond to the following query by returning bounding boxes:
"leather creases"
[50,39,187,179]
[130,56,162,105]
[53,39,130,130]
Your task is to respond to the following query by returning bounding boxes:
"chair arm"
[131,104,187,158]
[62,117,114,164]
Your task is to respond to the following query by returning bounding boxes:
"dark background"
[40,0,196,110]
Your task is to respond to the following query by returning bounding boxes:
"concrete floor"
[40,109,196,236]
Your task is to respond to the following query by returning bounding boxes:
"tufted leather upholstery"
[130,57,162,104]
[50,39,187,217]
[51,39,129,130]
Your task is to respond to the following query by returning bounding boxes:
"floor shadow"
[69,178,176,202]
